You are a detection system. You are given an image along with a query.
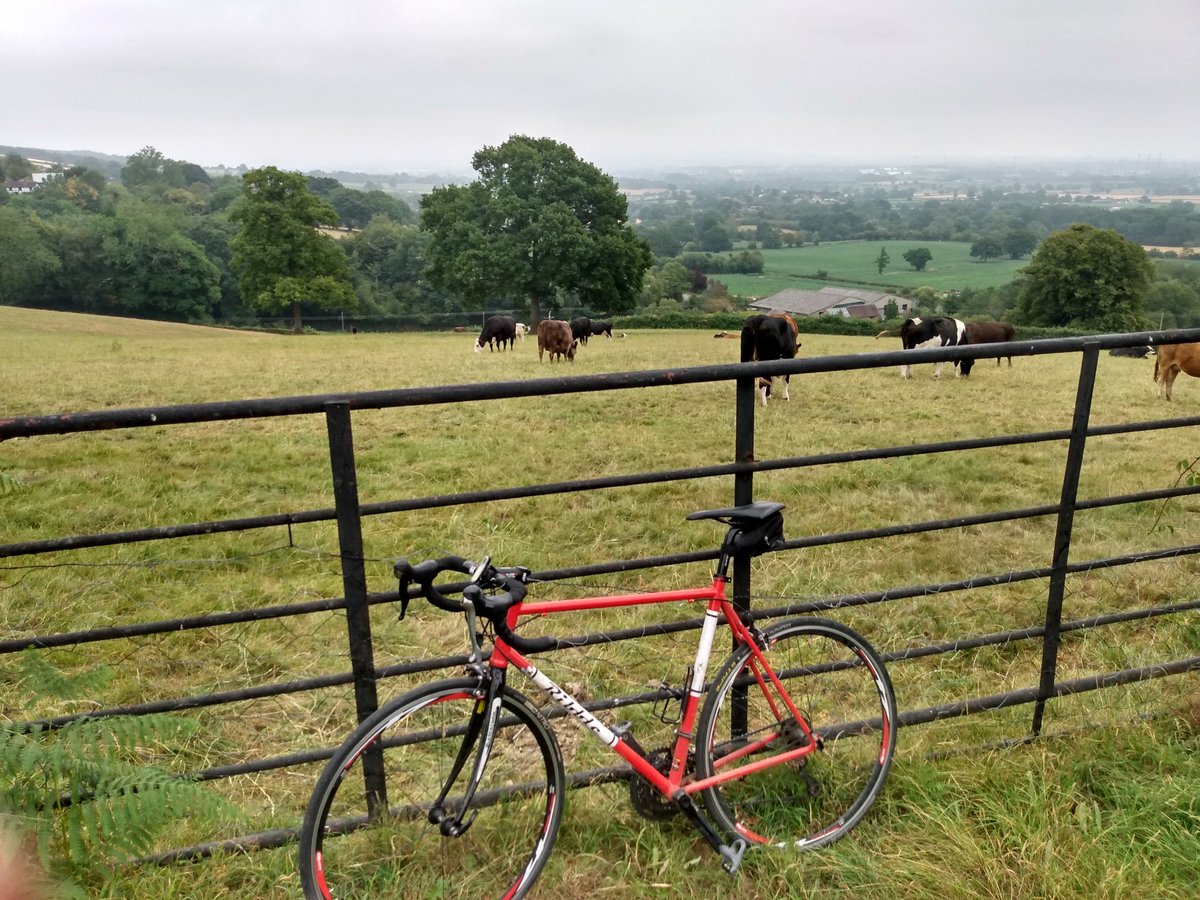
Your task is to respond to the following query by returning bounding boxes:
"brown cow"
[1153,341,1200,400]
[964,321,1016,368]
[537,319,577,362]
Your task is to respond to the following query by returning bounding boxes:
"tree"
[970,238,1004,262]
[694,212,733,253]
[1143,279,1200,329]
[229,167,357,332]
[420,135,651,323]
[1001,229,1038,259]
[2,153,33,180]
[0,208,61,305]
[99,198,221,320]
[121,145,169,190]
[874,246,890,274]
[902,248,932,271]
[1017,223,1153,331]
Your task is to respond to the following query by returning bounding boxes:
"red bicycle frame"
[495,571,819,803]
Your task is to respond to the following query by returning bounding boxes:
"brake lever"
[397,572,412,620]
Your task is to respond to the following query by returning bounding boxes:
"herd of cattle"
[471,314,618,362]
[467,312,1200,402]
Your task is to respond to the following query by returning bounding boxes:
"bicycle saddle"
[687,501,785,558]
[686,501,785,525]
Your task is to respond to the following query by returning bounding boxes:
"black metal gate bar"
[1032,342,1100,735]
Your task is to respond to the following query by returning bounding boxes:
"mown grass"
[2,306,1198,897]
[720,240,1027,297]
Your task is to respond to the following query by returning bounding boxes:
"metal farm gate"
[2,329,1198,862]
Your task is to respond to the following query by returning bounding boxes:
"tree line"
[3,141,1200,332]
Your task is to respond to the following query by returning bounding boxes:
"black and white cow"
[899,316,970,379]
[741,312,799,406]
[474,315,517,353]
[590,320,613,338]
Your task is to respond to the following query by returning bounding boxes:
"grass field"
[719,241,1028,298]
[2,306,1198,898]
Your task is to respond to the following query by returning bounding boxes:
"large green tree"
[419,135,652,323]
[228,167,357,332]
[1017,223,1153,331]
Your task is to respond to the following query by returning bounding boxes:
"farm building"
[749,286,909,320]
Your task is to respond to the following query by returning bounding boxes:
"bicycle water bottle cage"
[686,501,785,558]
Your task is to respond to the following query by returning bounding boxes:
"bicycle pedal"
[720,838,748,875]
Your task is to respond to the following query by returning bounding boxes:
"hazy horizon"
[9,1,1200,178]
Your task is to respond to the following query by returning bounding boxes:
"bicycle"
[299,501,897,899]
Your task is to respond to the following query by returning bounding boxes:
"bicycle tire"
[695,617,897,851]
[299,677,565,900]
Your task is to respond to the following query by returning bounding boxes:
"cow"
[590,320,613,339]
[537,319,577,363]
[899,316,970,379]
[1153,341,1200,400]
[515,322,530,341]
[473,315,516,353]
[740,311,800,406]
[570,316,592,347]
[964,321,1016,368]
[1109,345,1155,359]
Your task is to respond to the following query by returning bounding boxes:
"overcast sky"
[8,0,1200,176]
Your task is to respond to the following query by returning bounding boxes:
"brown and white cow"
[1153,341,1200,400]
[537,319,577,362]
[740,311,800,406]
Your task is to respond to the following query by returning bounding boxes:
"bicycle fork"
[427,671,505,838]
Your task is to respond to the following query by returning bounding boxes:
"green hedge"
[612,310,1120,342]
[613,310,883,336]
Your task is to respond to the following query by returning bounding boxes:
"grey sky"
[8,0,1200,175]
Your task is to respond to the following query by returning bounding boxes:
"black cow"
[570,316,592,346]
[590,320,613,338]
[964,321,1016,369]
[899,316,970,378]
[474,315,517,353]
[1109,345,1155,358]
[741,313,799,406]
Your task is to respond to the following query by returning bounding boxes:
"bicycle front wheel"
[299,677,565,900]
[695,617,896,851]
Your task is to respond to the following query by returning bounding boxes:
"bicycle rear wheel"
[695,617,896,851]
[299,677,565,900]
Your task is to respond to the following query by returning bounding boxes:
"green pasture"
[2,306,1197,898]
[720,241,1027,298]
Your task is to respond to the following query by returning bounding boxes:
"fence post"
[1032,342,1099,736]
[731,361,757,735]
[325,401,387,814]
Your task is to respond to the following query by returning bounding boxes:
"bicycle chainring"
[629,748,683,820]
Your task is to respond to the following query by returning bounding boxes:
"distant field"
[720,241,1027,298]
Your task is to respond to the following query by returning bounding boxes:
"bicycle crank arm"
[675,792,749,875]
